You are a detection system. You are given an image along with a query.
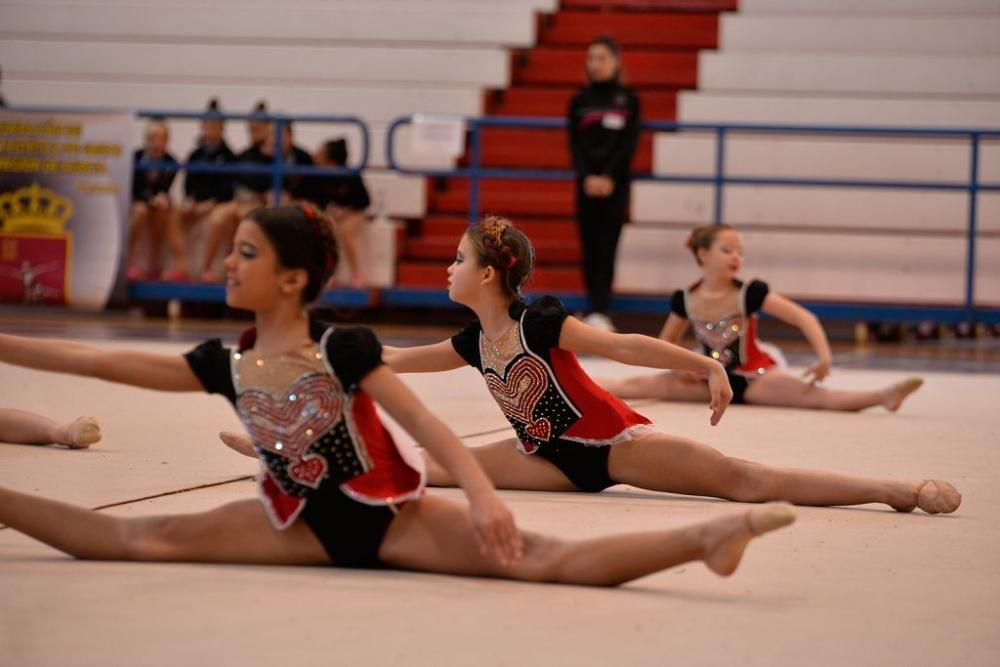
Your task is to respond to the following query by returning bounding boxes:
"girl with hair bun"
[0,207,801,586]
[381,216,960,515]
[600,224,924,412]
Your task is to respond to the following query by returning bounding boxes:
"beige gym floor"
[1,329,998,666]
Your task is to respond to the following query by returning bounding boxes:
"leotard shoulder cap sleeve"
[183,338,236,401]
[322,326,384,389]
[670,289,687,318]
[522,296,570,350]
[450,319,483,370]
[744,279,770,315]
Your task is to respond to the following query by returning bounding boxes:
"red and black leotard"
[451,297,653,491]
[671,278,778,403]
[184,319,425,567]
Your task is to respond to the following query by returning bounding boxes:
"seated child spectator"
[128,117,178,281]
[199,109,312,282]
[309,138,371,288]
[164,98,236,282]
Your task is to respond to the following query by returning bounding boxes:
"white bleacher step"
[614,226,1000,306]
[0,3,537,47]
[631,182,1000,234]
[651,134,1000,184]
[698,52,1000,96]
[719,15,1000,55]
[739,0,1000,15]
[678,92,1000,128]
[4,78,482,125]
[6,81,470,173]
[35,0,556,9]
[0,40,511,88]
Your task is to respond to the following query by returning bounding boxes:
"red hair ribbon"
[507,255,516,268]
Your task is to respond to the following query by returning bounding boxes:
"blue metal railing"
[133,109,370,205]
[7,106,372,307]
[386,115,1000,324]
[134,110,372,307]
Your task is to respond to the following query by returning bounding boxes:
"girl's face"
[223,220,286,311]
[248,119,271,147]
[698,230,744,278]
[201,118,224,146]
[446,234,485,306]
[586,44,619,82]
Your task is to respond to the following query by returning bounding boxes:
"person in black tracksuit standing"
[566,36,640,332]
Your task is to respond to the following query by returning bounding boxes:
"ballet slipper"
[893,479,962,514]
[704,503,796,576]
[746,503,797,535]
[218,431,258,458]
[64,417,101,448]
[915,480,962,514]
[884,377,924,411]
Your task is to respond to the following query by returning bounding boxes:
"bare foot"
[882,377,923,412]
[702,503,796,576]
[58,417,101,448]
[219,431,257,458]
[893,480,962,514]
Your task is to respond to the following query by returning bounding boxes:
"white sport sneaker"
[583,312,617,332]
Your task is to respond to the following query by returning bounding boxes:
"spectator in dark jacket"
[566,36,641,332]
[164,98,236,281]
[128,117,178,281]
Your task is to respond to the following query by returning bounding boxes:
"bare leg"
[745,372,924,412]
[165,206,191,274]
[0,409,100,448]
[126,202,150,269]
[379,494,796,585]
[0,486,329,565]
[424,438,578,491]
[608,432,960,514]
[0,484,795,584]
[200,202,239,280]
[148,206,170,276]
[333,211,365,286]
[599,371,711,402]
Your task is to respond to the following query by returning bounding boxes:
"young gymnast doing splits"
[0,206,796,586]
[379,216,960,515]
[599,224,923,412]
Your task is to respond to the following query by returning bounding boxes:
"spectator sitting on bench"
[128,117,178,281]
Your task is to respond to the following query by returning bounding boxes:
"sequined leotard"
[184,320,424,567]
[451,297,653,492]
[671,278,777,403]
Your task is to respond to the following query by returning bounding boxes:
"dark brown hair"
[465,215,535,302]
[248,205,338,303]
[686,223,736,265]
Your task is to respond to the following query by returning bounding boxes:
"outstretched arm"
[657,313,689,345]
[760,293,832,383]
[382,340,466,374]
[0,333,202,391]
[360,365,521,564]
[559,317,732,425]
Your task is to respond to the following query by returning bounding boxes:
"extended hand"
[803,359,832,385]
[583,175,614,198]
[469,492,523,566]
[707,367,733,425]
